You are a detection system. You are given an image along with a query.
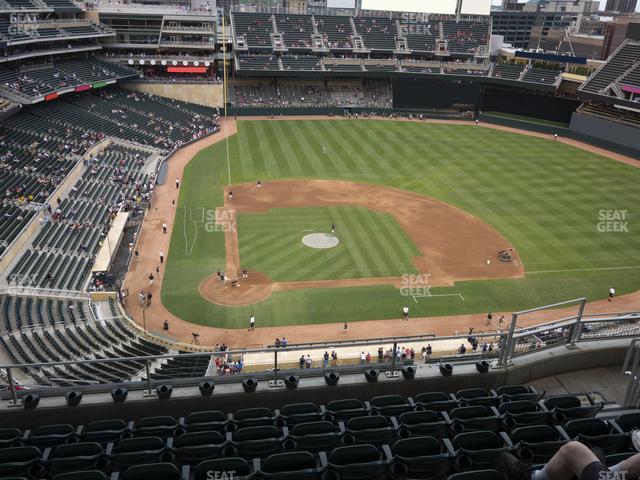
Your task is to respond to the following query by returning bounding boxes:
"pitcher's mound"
[302,233,340,249]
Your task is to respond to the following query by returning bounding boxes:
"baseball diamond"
[128,118,640,335]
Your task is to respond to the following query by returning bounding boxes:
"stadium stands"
[0,86,216,294]
[315,14,353,50]
[522,67,561,85]
[580,40,640,95]
[232,12,274,50]
[0,295,171,385]
[228,78,392,109]
[492,63,525,80]
[275,14,314,49]
[353,16,397,51]
[281,55,322,71]
[0,59,138,102]
[0,382,632,480]
[236,54,280,71]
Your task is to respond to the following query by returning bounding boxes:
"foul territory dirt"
[199,179,524,307]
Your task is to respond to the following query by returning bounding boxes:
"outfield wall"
[122,81,224,108]
[569,111,640,152]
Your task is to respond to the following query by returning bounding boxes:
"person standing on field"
[402,305,409,321]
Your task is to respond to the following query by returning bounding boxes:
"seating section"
[0,87,217,286]
[0,385,628,480]
[236,54,280,71]
[232,12,274,49]
[522,67,560,85]
[578,102,640,129]
[281,55,322,71]
[229,80,331,108]
[354,16,396,51]
[229,79,391,109]
[0,58,138,102]
[440,20,489,55]
[493,63,525,80]
[0,296,170,386]
[275,14,314,49]
[43,0,82,11]
[0,20,107,44]
[315,15,353,49]
[405,23,438,53]
[152,352,211,380]
[581,41,640,94]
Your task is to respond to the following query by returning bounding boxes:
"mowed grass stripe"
[279,121,323,178]
[354,209,412,276]
[337,206,396,277]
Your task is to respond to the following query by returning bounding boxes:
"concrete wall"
[122,82,224,108]
[0,339,628,428]
[570,111,640,151]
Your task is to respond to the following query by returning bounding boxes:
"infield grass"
[237,206,420,281]
[162,120,640,328]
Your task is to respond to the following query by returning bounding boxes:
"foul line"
[413,293,465,303]
[527,265,640,275]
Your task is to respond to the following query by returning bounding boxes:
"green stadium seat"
[118,462,182,480]
[46,442,107,476]
[457,388,499,407]
[542,395,602,420]
[498,401,555,429]
[343,415,398,446]
[413,392,459,412]
[133,416,180,438]
[369,395,415,416]
[287,421,344,452]
[496,385,544,402]
[448,469,506,480]
[277,403,324,426]
[80,419,131,444]
[0,446,44,478]
[0,428,22,448]
[230,425,287,458]
[398,410,450,439]
[391,435,454,479]
[112,436,168,469]
[53,470,108,480]
[509,425,569,463]
[180,411,229,433]
[232,408,277,428]
[171,431,226,464]
[611,412,640,433]
[563,418,631,455]
[260,451,326,479]
[324,399,369,421]
[327,444,392,480]
[450,405,502,432]
[452,431,514,470]
[25,424,75,448]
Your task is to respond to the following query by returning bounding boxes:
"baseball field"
[160,119,640,329]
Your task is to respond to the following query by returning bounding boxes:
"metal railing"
[1,299,639,406]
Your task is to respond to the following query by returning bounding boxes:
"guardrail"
[2,298,639,406]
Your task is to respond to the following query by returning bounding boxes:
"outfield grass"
[162,120,640,328]
[238,206,420,282]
